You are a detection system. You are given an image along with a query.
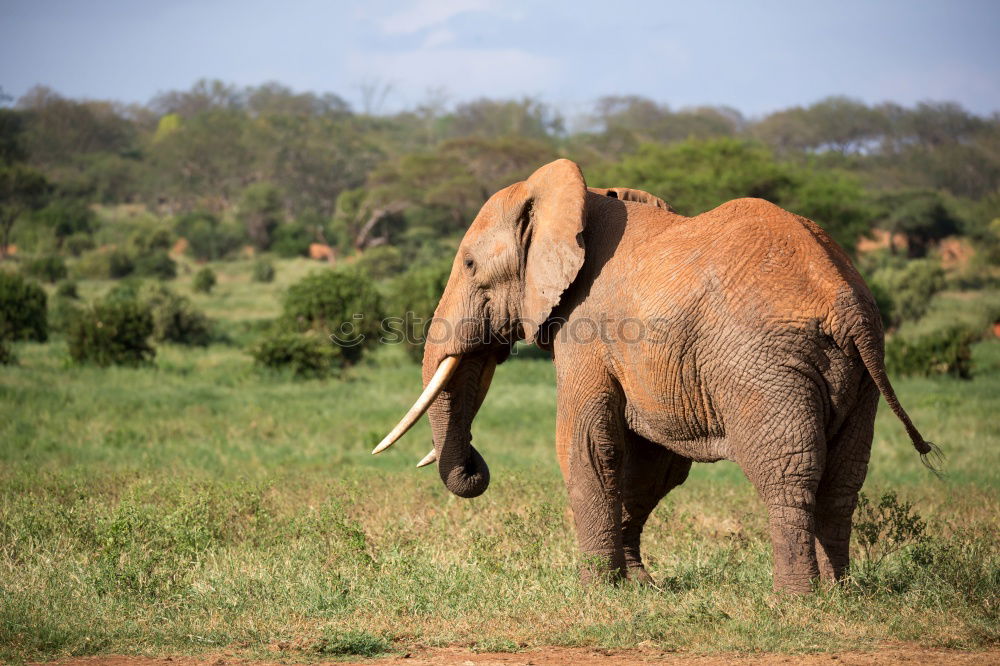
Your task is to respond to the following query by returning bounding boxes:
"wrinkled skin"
[416,159,932,594]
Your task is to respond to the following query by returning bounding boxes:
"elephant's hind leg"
[621,430,691,585]
[737,395,827,594]
[814,379,878,582]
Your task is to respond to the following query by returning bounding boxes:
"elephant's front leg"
[557,382,628,584]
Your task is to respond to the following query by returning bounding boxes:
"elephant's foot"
[626,563,657,587]
[579,552,627,586]
[815,540,849,582]
[765,536,821,592]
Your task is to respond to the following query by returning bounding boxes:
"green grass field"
[2,264,998,662]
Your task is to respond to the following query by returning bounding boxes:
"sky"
[1,0,998,120]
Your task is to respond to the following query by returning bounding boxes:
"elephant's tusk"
[372,355,461,455]
[416,449,437,467]
[413,356,495,469]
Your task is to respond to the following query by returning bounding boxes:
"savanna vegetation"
[1,81,999,662]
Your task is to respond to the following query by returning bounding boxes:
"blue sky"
[1,0,998,119]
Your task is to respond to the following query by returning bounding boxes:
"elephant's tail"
[851,320,943,475]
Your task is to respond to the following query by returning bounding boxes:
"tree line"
[1,79,997,268]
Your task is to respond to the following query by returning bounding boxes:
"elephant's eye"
[463,255,475,272]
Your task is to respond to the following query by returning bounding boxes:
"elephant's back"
[689,198,871,329]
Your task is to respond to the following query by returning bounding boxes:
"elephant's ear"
[520,159,587,344]
[589,186,675,212]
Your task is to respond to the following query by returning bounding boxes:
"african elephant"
[373,159,935,594]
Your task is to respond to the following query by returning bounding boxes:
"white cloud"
[379,0,494,36]
[422,27,455,48]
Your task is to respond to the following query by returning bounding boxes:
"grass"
[1,271,999,663]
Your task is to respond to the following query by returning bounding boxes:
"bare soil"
[38,647,1000,666]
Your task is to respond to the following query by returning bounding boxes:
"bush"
[193,267,216,294]
[238,182,284,251]
[67,297,155,366]
[0,337,14,365]
[55,280,78,299]
[48,296,82,335]
[282,268,383,364]
[249,330,342,378]
[854,490,927,569]
[870,259,946,327]
[139,283,212,346]
[76,247,137,280]
[128,228,173,256]
[108,248,136,279]
[33,198,95,244]
[251,259,275,283]
[24,254,67,283]
[885,326,978,378]
[64,232,95,257]
[385,260,450,362]
[271,221,313,257]
[173,211,245,261]
[355,245,405,280]
[134,250,177,280]
[0,271,47,342]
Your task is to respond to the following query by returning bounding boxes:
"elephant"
[373,158,936,594]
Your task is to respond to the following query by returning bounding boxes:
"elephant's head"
[372,159,668,498]
[373,159,588,497]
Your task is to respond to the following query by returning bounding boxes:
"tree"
[877,190,963,257]
[0,108,28,164]
[753,96,887,155]
[0,164,49,257]
[596,138,875,253]
[595,138,795,216]
[445,97,563,140]
[237,182,284,250]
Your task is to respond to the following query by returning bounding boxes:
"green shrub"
[193,267,216,294]
[282,268,383,364]
[385,260,450,362]
[238,182,284,251]
[67,297,155,366]
[128,228,173,256]
[854,490,927,569]
[251,259,275,283]
[173,211,245,261]
[55,280,78,299]
[105,279,142,303]
[139,283,211,346]
[355,245,405,280]
[48,296,82,335]
[24,254,67,283]
[0,271,47,342]
[0,337,14,365]
[271,221,313,257]
[108,248,136,279]
[64,232,95,257]
[33,198,95,244]
[249,330,342,378]
[77,247,136,280]
[134,250,177,280]
[870,259,946,327]
[885,326,978,378]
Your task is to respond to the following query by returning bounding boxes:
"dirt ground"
[39,647,1000,666]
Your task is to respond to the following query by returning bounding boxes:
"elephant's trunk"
[423,348,493,498]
